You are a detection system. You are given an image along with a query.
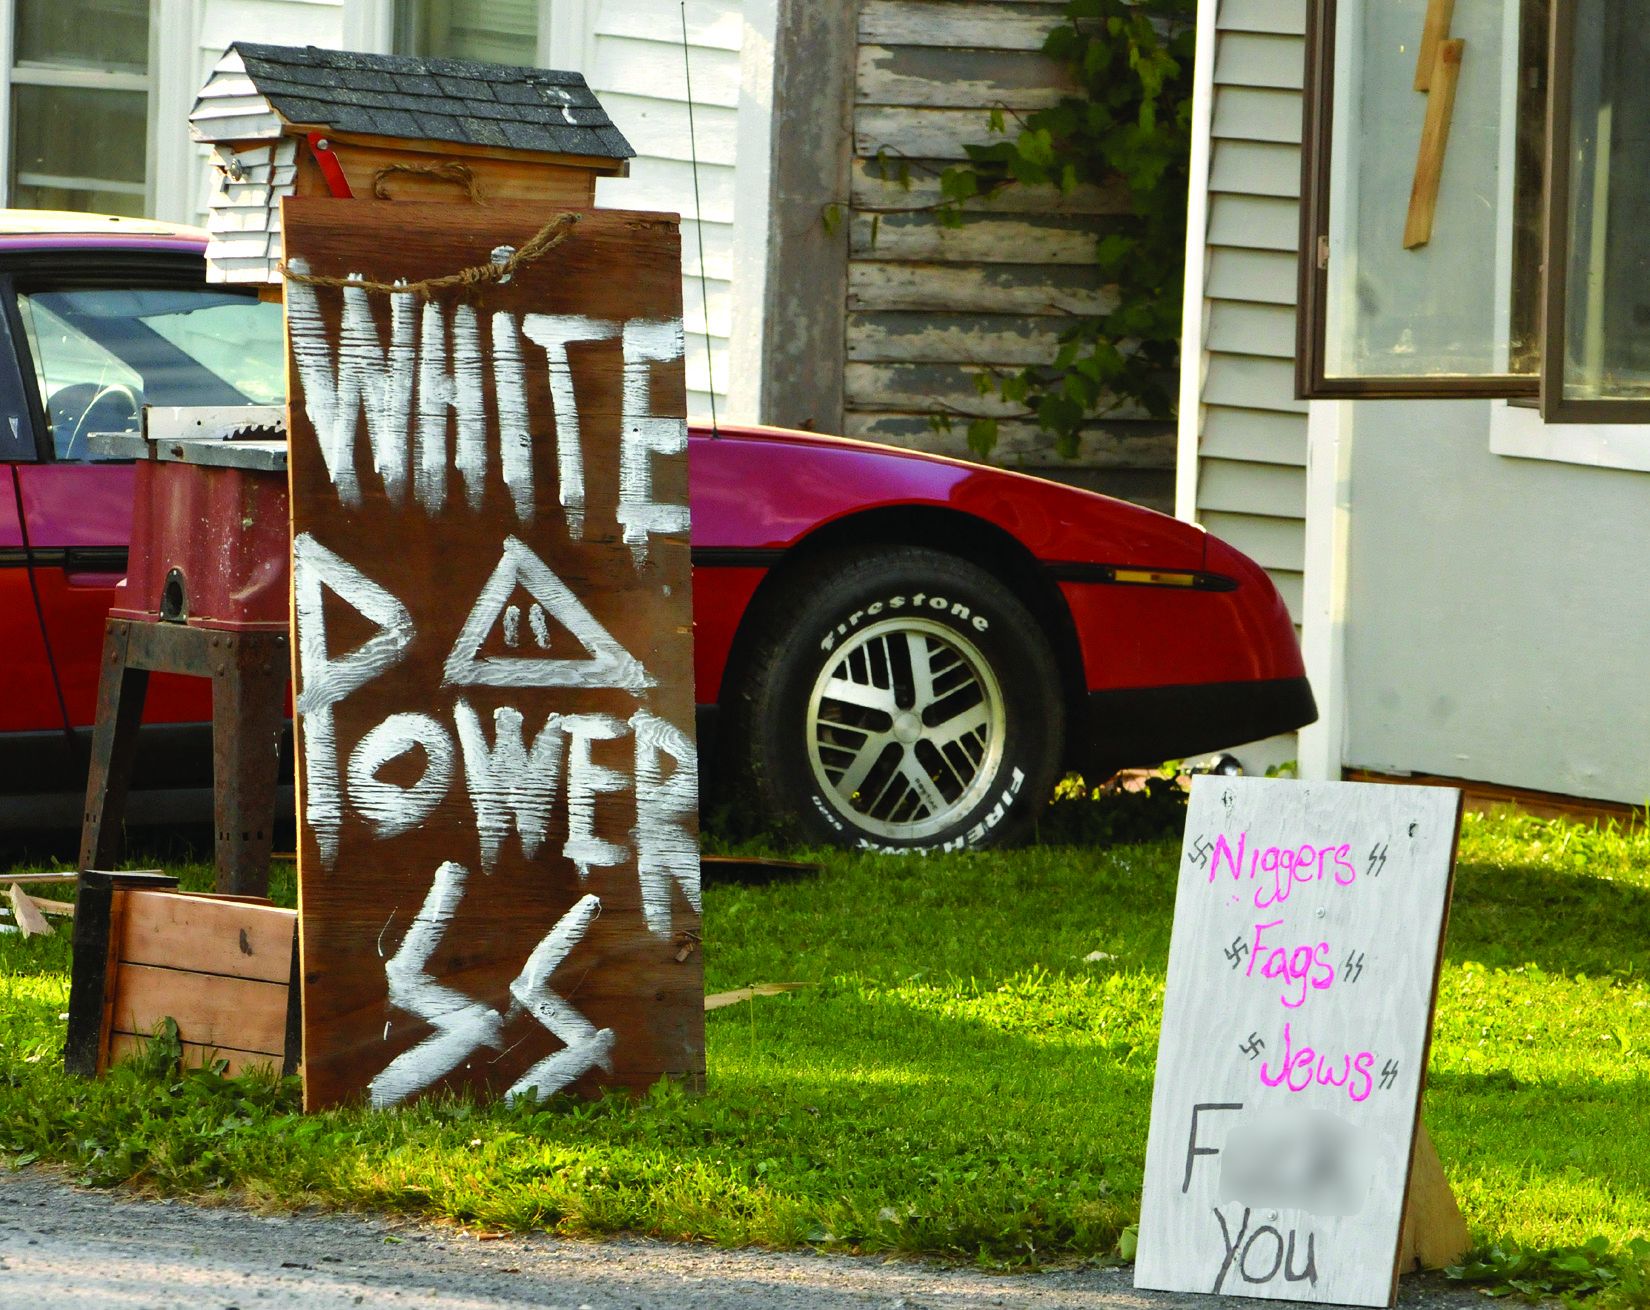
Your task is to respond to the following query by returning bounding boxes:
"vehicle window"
[15,286,286,461]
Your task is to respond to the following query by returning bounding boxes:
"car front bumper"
[1079,675,1319,774]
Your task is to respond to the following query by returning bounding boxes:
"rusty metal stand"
[79,617,289,896]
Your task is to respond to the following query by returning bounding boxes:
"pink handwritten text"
[1208,831,1356,909]
[1258,1022,1375,1102]
[1245,920,1335,1009]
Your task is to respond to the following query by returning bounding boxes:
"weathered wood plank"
[859,1,1067,52]
[848,261,1114,315]
[119,890,295,985]
[845,361,1151,420]
[1198,509,1308,572]
[1217,0,1308,36]
[856,105,1027,161]
[843,410,1176,468]
[857,44,1072,109]
[107,1032,284,1078]
[1213,30,1306,90]
[850,157,1129,215]
[1209,139,1301,198]
[1200,401,1307,463]
[1206,247,1298,305]
[282,201,704,1111]
[1203,354,1308,413]
[846,360,1024,418]
[848,310,1070,366]
[1197,456,1308,518]
[1207,193,1300,253]
[1211,85,1303,144]
[113,962,289,1056]
[851,212,1098,263]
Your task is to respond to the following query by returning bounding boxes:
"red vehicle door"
[4,261,288,766]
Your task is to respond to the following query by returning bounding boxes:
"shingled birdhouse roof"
[190,42,635,286]
[192,42,635,162]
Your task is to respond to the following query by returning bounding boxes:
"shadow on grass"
[1448,857,1650,977]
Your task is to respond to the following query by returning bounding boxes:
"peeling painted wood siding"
[1193,0,1309,629]
[846,0,1170,495]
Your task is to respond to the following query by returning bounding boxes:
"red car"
[0,212,1314,851]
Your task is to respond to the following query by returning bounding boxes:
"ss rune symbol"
[369,861,614,1108]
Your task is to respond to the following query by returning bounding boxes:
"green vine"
[917,0,1197,458]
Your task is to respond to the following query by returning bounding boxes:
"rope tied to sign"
[371,161,485,204]
[277,211,581,301]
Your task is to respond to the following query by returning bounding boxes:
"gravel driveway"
[0,1170,1488,1309]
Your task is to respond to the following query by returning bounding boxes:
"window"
[393,0,541,64]
[7,0,152,216]
[1542,0,1650,420]
[1299,0,1650,422]
[1297,0,1547,397]
[16,286,287,461]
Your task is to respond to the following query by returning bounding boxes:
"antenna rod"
[681,0,720,436]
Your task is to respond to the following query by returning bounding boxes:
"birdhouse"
[188,42,635,285]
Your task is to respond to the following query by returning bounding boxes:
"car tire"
[733,546,1066,851]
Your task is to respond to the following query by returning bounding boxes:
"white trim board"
[1297,398,1352,784]
[1489,402,1650,475]
[1173,0,1218,525]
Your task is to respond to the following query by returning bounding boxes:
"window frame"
[0,252,273,465]
[1,3,157,215]
[1537,0,1650,424]
[1294,0,1541,402]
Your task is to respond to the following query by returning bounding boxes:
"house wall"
[1343,401,1650,805]
[586,0,750,420]
[840,0,1175,506]
[107,0,761,423]
[1182,0,1307,768]
[1181,0,1650,802]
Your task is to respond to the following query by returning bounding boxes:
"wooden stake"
[1404,39,1465,250]
[8,884,52,937]
[1398,1121,1471,1272]
[1414,0,1458,91]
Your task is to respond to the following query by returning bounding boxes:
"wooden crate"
[65,871,299,1078]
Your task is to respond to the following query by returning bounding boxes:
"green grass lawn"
[1,811,1647,1268]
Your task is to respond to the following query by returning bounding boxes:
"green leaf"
[965,418,999,457]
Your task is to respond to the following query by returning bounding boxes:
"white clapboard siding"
[590,0,741,421]
[1191,0,1310,652]
[189,0,347,227]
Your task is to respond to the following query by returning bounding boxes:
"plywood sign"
[281,199,702,1111]
[1136,778,1463,1308]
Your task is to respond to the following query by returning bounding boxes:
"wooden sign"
[1136,778,1465,1308]
[281,199,703,1110]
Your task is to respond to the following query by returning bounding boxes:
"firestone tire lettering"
[820,591,990,653]
[734,547,1066,853]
